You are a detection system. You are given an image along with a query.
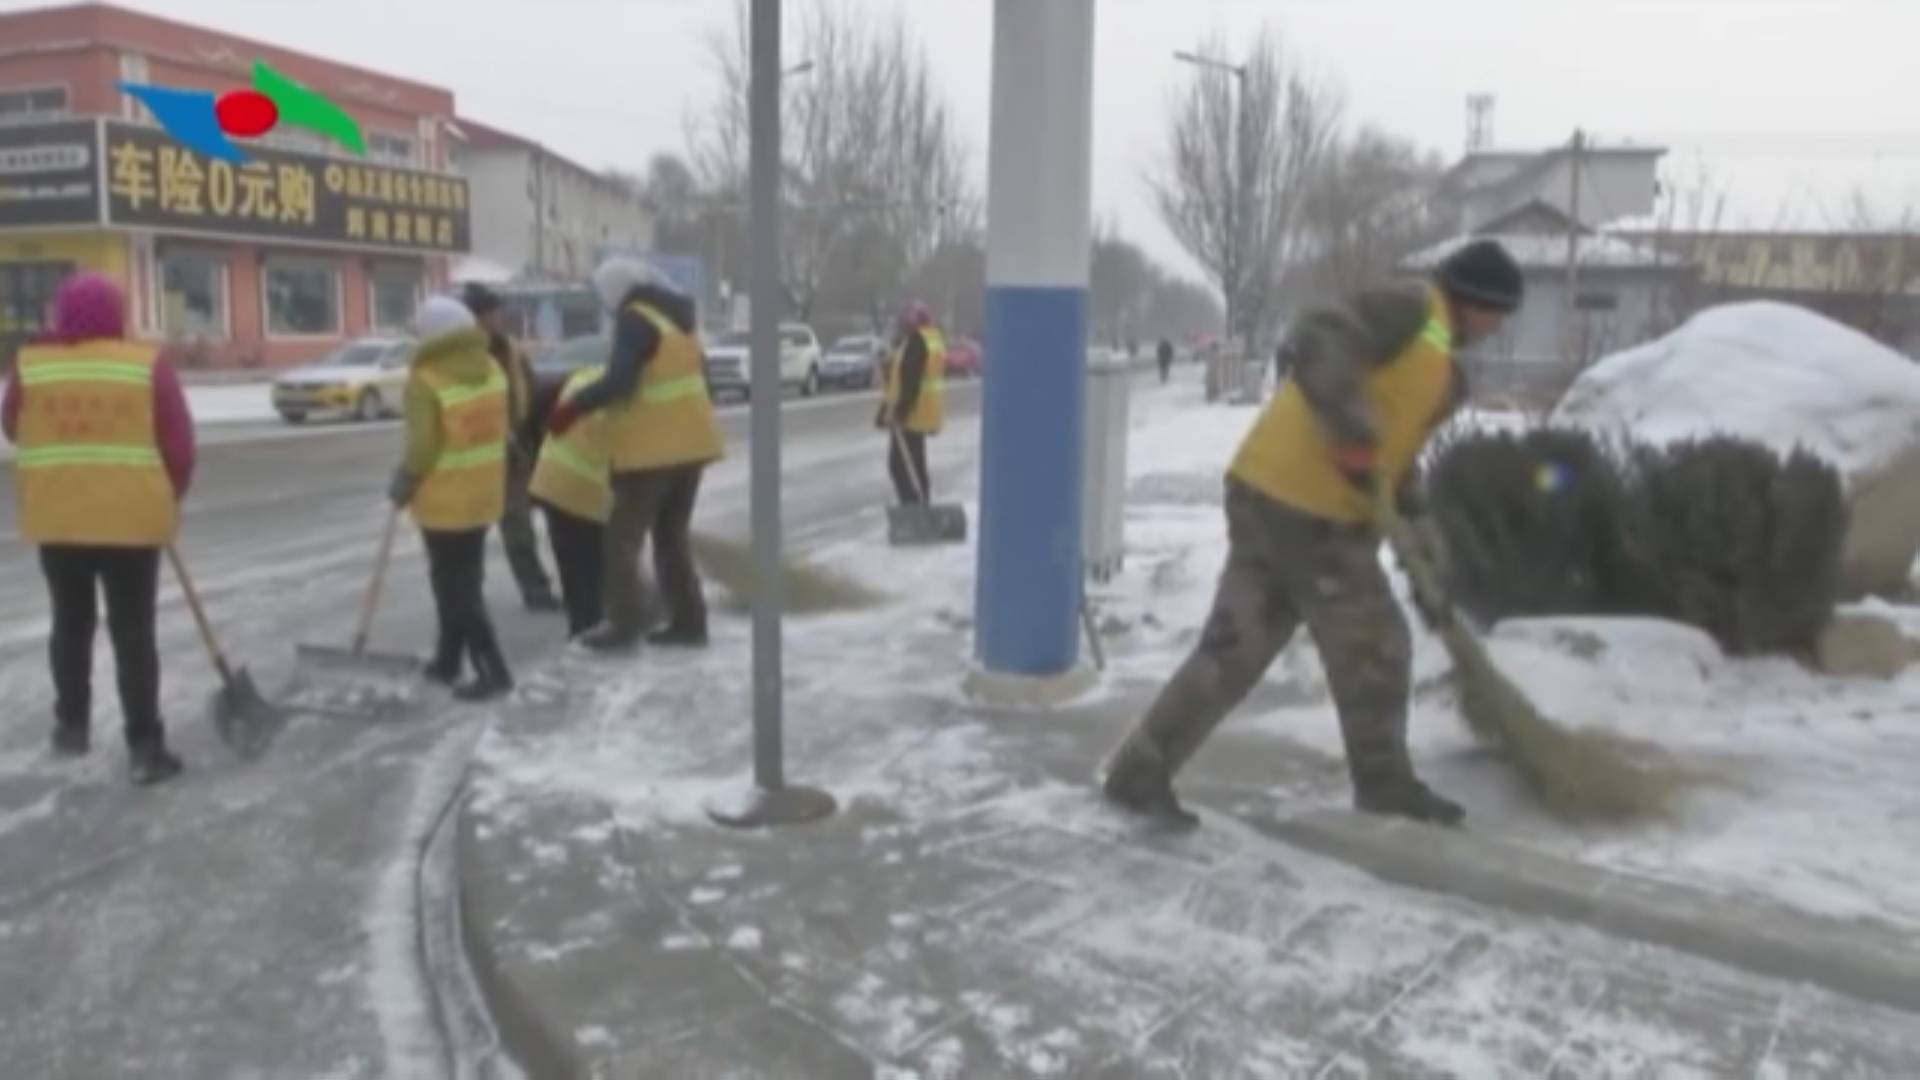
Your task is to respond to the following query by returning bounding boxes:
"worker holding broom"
[529,361,612,639]
[2,271,193,785]
[876,299,945,505]
[547,257,724,651]
[1101,239,1524,830]
[388,296,515,702]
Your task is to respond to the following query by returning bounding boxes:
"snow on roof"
[1403,231,1689,272]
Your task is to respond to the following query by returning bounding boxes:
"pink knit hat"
[52,272,126,343]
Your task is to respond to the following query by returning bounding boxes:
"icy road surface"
[0,382,980,1079]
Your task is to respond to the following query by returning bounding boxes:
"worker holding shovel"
[2,272,194,785]
[877,300,945,506]
[1100,240,1524,830]
[547,257,724,651]
[388,296,515,702]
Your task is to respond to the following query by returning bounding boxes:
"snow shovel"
[294,506,422,683]
[1376,496,1679,821]
[166,545,288,759]
[885,425,967,546]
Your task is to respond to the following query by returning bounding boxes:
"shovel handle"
[165,544,236,685]
[351,507,401,655]
[887,423,930,505]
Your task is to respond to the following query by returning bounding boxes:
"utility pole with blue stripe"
[972,0,1097,691]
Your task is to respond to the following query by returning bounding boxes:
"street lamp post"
[1172,49,1250,359]
[707,0,835,830]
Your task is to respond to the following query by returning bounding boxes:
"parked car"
[703,323,825,401]
[820,333,882,390]
[946,336,983,379]
[271,337,411,424]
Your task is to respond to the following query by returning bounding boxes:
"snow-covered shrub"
[1626,437,1844,656]
[1423,426,1647,623]
[1423,429,1844,656]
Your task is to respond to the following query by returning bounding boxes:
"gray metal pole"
[748,0,784,791]
[710,0,834,829]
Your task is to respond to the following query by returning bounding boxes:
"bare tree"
[1292,127,1450,302]
[691,0,974,321]
[1090,222,1154,346]
[1643,161,1730,334]
[1149,32,1340,356]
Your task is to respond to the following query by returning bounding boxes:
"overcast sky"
[12,0,1920,284]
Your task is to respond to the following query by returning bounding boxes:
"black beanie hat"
[461,282,503,317]
[1437,239,1524,312]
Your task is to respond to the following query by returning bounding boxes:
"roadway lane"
[0,379,982,1078]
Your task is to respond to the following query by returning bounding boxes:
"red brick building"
[0,2,471,369]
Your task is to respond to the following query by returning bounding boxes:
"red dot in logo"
[215,89,278,137]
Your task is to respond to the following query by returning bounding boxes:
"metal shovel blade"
[887,503,969,546]
[287,642,428,718]
[209,665,291,760]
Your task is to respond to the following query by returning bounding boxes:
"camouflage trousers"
[1113,478,1415,792]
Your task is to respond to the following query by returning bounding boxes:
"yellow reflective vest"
[885,326,946,434]
[529,365,613,523]
[1228,289,1456,524]
[606,302,725,472]
[410,362,509,531]
[12,341,177,546]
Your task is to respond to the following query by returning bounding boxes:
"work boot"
[574,621,642,653]
[647,625,709,649]
[422,632,463,685]
[523,590,563,615]
[51,723,90,758]
[1353,777,1465,828]
[1100,742,1200,830]
[454,645,515,703]
[128,741,184,787]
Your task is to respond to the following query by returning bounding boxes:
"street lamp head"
[784,59,815,78]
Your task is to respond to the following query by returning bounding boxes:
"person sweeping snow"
[1100,239,1525,830]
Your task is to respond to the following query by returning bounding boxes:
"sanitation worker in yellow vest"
[1101,239,1525,831]
[2,272,195,785]
[387,296,514,702]
[548,257,724,651]
[529,364,613,639]
[876,299,945,505]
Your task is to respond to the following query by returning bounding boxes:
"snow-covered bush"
[1423,428,1844,656]
[1626,437,1845,656]
[1424,426,1647,622]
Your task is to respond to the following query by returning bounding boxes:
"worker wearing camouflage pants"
[1102,239,1525,830]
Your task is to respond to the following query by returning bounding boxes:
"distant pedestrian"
[390,297,514,701]
[877,300,946,505]
[549,257,724,651]
[529,363,612,638]
[1156,338,1174,384]
[1273,340,1295,385]
[462,283,562,614]
[3,272,193,784]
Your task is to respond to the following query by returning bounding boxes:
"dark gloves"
[547,398,582,436]
[387,468,419,508]
[1333,443,1378,500]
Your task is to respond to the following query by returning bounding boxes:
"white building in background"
[1409,140,1693,399]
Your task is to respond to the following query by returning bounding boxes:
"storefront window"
[263,261,340,337]
[369,272,420,334]
[159,252,227,339]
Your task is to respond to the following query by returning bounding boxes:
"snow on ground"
[1095,378,1920,931]
[468,375,1920,1073]
[1553,302,1920,484]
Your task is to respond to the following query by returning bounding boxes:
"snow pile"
[1552,301,1920,485]
[1553,302,1920,596]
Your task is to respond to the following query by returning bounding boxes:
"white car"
[702,323,825,401]
[270,337,412,423]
